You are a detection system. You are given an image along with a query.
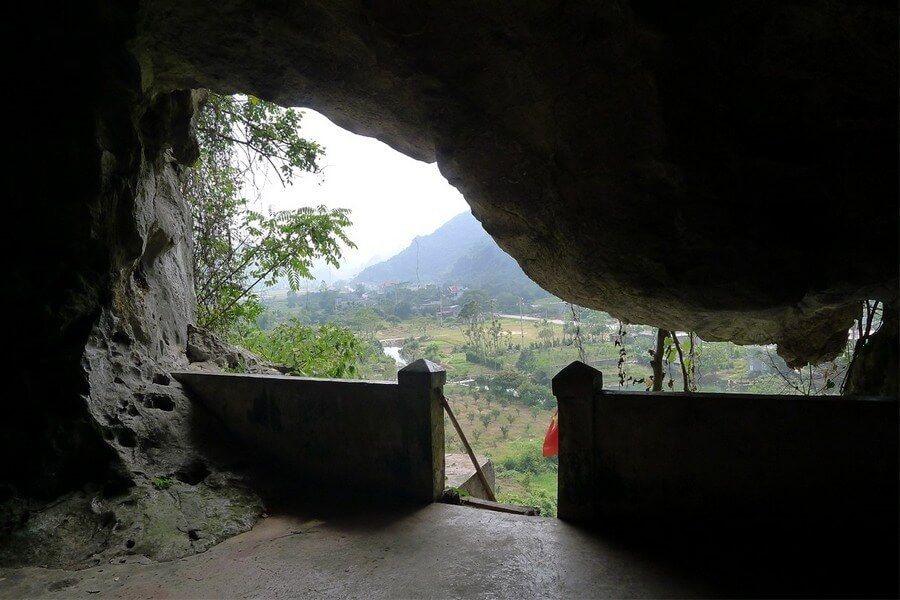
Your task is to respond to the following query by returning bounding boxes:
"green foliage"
[492,370,524,391]
[450,486,471,498]
[400,338,421,362]
[698,342,744,373]
[238,319,364,378]
[222,356,249,374]
[495,438,558,516]
[498,439,556,475]
[198,93,323,180]
[152,477,175,490]
[184,93,354,334]
[516,381,554,408]
[465,352,503,370]
[337,307,387,339]
[423,342,443,363]
[515,348,537,372]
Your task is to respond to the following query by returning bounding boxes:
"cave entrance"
[184,95,896,521]
[6,4,898,594]
[186,95,562,514]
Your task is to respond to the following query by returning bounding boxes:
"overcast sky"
[255,109,469,283]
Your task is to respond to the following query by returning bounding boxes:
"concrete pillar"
[398,359,446,502]
[552,361,603,521]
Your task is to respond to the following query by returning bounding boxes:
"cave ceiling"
[136,0,898,365]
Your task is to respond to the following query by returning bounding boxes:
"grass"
[152,476,175,490]
[531,471,558,496]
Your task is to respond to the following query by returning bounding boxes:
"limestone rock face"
[5,5,262,567]
[137,0,898,366]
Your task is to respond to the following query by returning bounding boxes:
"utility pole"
[519,297,525,345]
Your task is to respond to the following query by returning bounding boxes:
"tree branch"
[200,128,288,187]
[670,331,690,391]
[650,328,666,391]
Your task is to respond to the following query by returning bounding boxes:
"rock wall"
[3,3,261,568]
[136,0,898,368]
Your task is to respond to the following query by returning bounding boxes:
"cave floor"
[3,499,890,599]
[0,502,716,599]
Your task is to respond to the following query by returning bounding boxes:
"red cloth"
[543,410,559,457]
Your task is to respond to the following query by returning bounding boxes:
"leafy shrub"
[238,319,364,378]
[498,439,556,474]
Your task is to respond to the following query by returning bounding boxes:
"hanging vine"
[688,331,699,391]
[614,319,647,388]
[615,320,628,387]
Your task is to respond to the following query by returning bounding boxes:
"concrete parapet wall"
[553,362,899,530]
[174,359,445,502]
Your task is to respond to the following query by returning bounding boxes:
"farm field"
[442,384,559,515]
[380,316,563,348]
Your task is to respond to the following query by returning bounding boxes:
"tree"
[459,299,487,354]
[340,307,386,339]
[183,92,354,333]
[632,327,695,392]
[649,329,667,391]
[517,381,553,407]
[493,370,524,391]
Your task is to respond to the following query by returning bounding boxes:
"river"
[382,345,408,367]
[495,314,567,325]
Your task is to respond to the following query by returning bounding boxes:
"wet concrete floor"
[1,503,709,599]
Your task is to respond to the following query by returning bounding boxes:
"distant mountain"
[354,211,541,293]
[445,239,528,288]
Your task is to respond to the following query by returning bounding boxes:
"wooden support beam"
[440,394,497,502]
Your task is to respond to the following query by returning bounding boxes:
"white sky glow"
[255,109,469,283]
